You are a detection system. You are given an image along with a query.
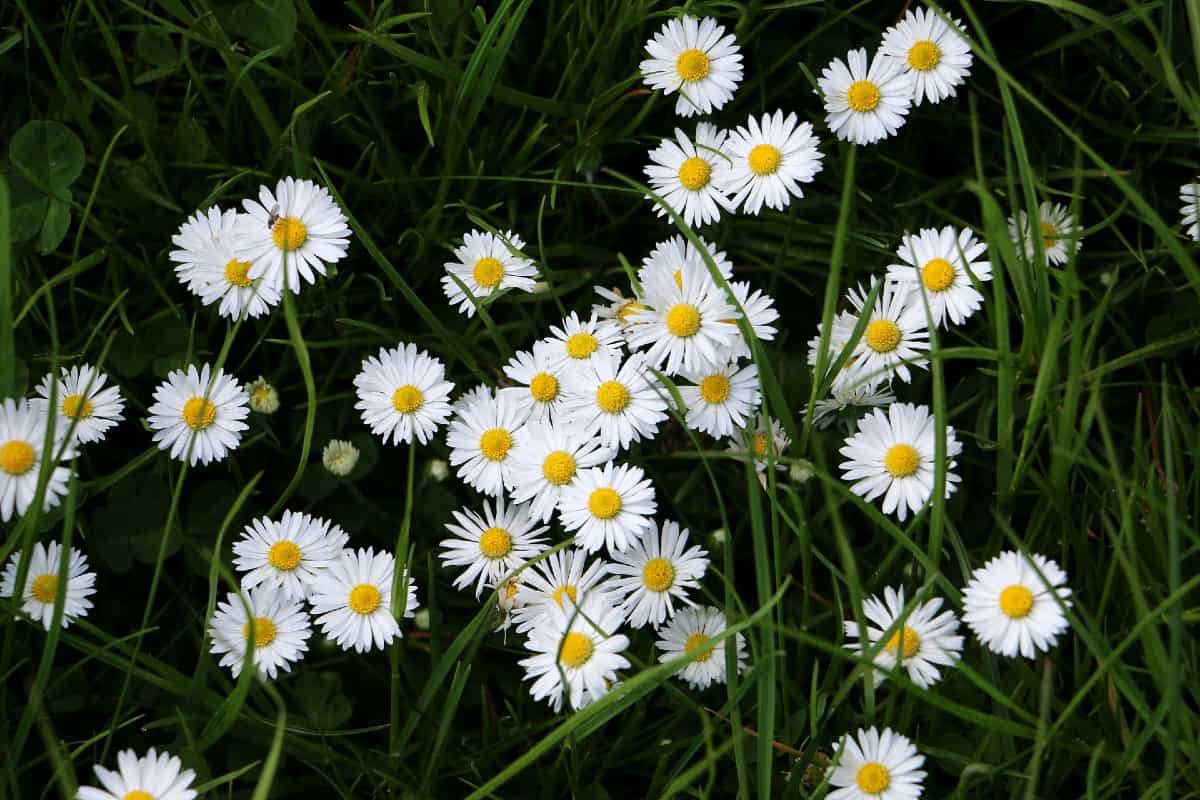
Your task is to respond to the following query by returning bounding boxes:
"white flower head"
[844,585,963,688]
[656,605,746,690]
[639,15,743,117]
[519,593,630,711]
[442,229,539,316]
[962,550,1072,659]
[828,726,926,800]
[1,540,95,630]
[541,312,625,376]
[0,399,74,522]
[558,462,657,554]
[446,393,527,496]
[880,6,974,105]
[608,520,709,628]
[208,584,312,679]
[886,226,992,328]
[1181,180,1199,241]
[679,360,761,439]
[354,343,455,446]
[511,549,614,634]
[34,363,125,445]
[322,439,359,477]
[507,418,615,523]
[77,748,197,800]
[591,285,646,329]
[233,511,350,601]
[499,342,568,424]
[718,110,824,215]
[439,497,549,598]
[1008,200,1083,265]
[847,280,931,384]
[819,48,915,145]
[645,123,736,227]
[147,364,249,466]
[170,206,281,319]
[309,547,418,653]
[561,353,669,451]
[726,417,791,477]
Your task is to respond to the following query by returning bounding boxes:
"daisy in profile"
[1008,200,1083,266]
[839,402,962,522]
[637,234,734,295]
[511,549,613,633]
[439,497,549,597]
[558,462,657,554]
[639,15,743,117]
[806,309,859,383]
[208,584,312,679]
[828,727,925,800]
[1181,180,1199,240]
[608,520,709,628]
[170,206,281,319]
[592,286,646,329]
[354,343,455,446]
[508,419,614,523]
[1,540,95,630]
[962,550,1072,659]
[499,342,567,424]
[644,123,735,227]
[847,280,930,384]
[0,399,74,521]
[886,226,991,327]
[656,606,747,690]
[718,110,824,215]
[726,417,791,478]
[34,363,125,445]
[679,361,761,438]
[441,229,538,316]
[446,394,526,496]
[493,575,525,632]
[725,281,779,360]
[813,380,897,430]
[77,748,197,800]
[148,363,249,466]
[843,585,963,688]
[233,511,349,601]
[880,6,973,105]
[818,48,915,145]
[234,176,351,293]
[519,593,630,711]
[309,547,417,653]
[541,312,624,375]
[561,353,669,451]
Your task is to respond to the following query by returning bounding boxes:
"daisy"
[233,511,349,601]
[246,376,280,414]
[439,497,549,598]
[885,226,992,327]
[818,48,915,145]
[880,6,973,105]
[452,384,496,416]
[507,419,614,523]
[726,417,791,477]
[519,593,630,711]
[170,206,281,319]
[679,360,761,439]
[77,748,197,800]
[446,393,527,496]
[1181,179,1199,241]
[655,606,746,690]
[354,343,455,446]
[644,123,735,227]
[322,439,359,477]
[843,585,963,688]
[592,286,646,328]
[0,399,73,522]
[541,312,624,375]
[813,380,897,430]
[309,547,418,653]
[560,353,669,451]
[1008,200,1083,266]
[208,584,312,679]
[639,15,743,117]
[725,280,779,360]
[558,462,657,554]
[441,229,538,316]
[511,549,613,633]
[234,176,351,293]
[1,540,95,630]
[962,550,1072,659]
[847,280,930,384]
[828,727,926,800]
[34,363,125,445]
[499,341,568,424]
[718,110,824,215]
[608,520,709,628]
[637,234,734,292]
[493,575,525,632]
[839,403,962,522]
[147,364,248,466]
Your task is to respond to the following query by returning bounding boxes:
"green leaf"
[35,195,71,254]
[8,120,85,193]
[135,28,178,67]
[231,0,297,51]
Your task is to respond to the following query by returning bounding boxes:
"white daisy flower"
[232,511,349,601]
[510,549,615,630]
[644,123,735,227]
[1008,200,1082,266]
[519,593,630,712]
[885,226,991,328]
[246,376,280,414]
[655,605,746,690]
[839,403,962,522]
[828,726,926,800]
[441,229,538,316]
[591,286,646,328]
[726,417,791,477]
[77,748,197,800]
[208,584,312,679]
[818,48,915,145]
[147,363,249,466]
[507,419,615,523]
[34,363,125,445]
[880,6,973,105]
[322,439,359,477]
[0,399,74,522]
[679,360,761,439]
[847,280,930,384]
[718,110,824,215]
[439,497,549,598]
[1181,180,1199,241]
[560,353,669,451]
[725,280,779,360]
[639,15,743,117]
[499,342,568,424]
[962,550,1072,659]
[636,235,734,301]
[608,520,709,628]
[1,540,95,630]
[170,206,281,319]
[234,177,351,293]
[558,462,657,554]
[354,343,455,446]
[446,393,527,496]
[843,585,963,688]
[813,380,897,430]
[541,312,625,375]
[452,384,496,416]
[309,547,417,653]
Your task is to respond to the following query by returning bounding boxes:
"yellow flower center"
[252,384,274,405]
[123,792,154,800]
[224,258,254,288]
[478,527,512,559]
[864,319,902,353]
[684,632,714,662]
[479,428,514,461]
[551,584,578,607]
[472,256,505,288]
[31,574,58,604]
[267,540,302,571]
[559,631,595,668]
[1040,219,1058,250]
[847,80,882,112]
[642,557,675,592]
[0,440,36,476]
[504,580,520,600]
[698,374,731,404]
[529,372,559,402]
[1000,584,1035,618]
[595,380,631,413]
[182,396,217,431]
[666,303,702,337]
[588,487,623,519]
[747,143,782,176]
[542,450,577,486]
[884,443,920,478]
[856,762,891,794]
[62,394,93,419]
[675,48,710,82]
[348,583,382,615]
[566,332,598,359]
[921,258,955,291]
[617,301,645,323]
[392,384,424,414]
[752,434,768,457]
[885,625,921,659]
[907,39,941,71]
[271,216,307,251]
[677,156,712,190]
[242,616,277,648]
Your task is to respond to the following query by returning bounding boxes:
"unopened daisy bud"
[322,439,359,477]
[248,376,279,414]
[789,459,814,484]
[428,459,449,482]
[532,280,551,294]
[413,608,431,630]
[710,527,727,547]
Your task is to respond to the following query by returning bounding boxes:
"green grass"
[3,0,1200,797]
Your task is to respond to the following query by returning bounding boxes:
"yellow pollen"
[267,540,302,571]
[252,385,273,404]
[588,487,622,519]
[675,48,710,82]
[348,583,382,615]
[864,319,902,353]
[847,80,882,112]
[242,616,277,648]
[62,394,93,419]
[666,303,701,337]
[479,428,514,461]
[472,256,504,288]
[31,574,59,604]
[542,450,577,486]
[1000,584,1035,618]
[479,527,512,559]
[182,397,217,431]
[698,374,731,404]
[566,332,599,359]
[684,632,713,662]
[884,443,921,478]
[921,258,955,292]
[0,440,36,476]
[529,372,559,402]
[595,381,631,413]
[885,625,922,659]
[642,558,675,592]
[504,580,520,600]
[747,143,782,176]
[551,584,578,607]
[224,258,254,287]
[907,39,941,71]
[123,792,154,800]
[559,631,595,668]
[617,301,645,323]
[392,384,424,414]
[678,156,712,191]
[1040,219,1058,250]
[271,216,307,251]
[752,434,768,457]
[856,762,891,794]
